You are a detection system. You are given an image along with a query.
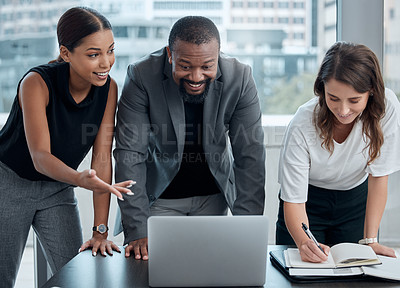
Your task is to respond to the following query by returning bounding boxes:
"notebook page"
[284,248,335,268]
[362,255,400,281]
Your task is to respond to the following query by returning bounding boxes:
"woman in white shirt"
[276,41,400,263]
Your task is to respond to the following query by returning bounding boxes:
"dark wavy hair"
[50,6,112,63]
[168,16,220,51]
[313,41,385,165]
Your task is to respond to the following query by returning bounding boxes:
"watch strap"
[92,224,109,233]
[358,237,378,245]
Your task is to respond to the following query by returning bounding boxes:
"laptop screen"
[148,215,269,287]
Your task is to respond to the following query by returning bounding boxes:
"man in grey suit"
[114,16,265,260]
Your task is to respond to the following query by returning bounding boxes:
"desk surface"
[43,245,400,288]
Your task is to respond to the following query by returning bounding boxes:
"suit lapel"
[162,59,185,154]
[203,66,223,144]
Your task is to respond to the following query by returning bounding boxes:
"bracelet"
[358,237,378,245]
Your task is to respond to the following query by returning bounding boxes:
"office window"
[248,17,259,23]
[39,26,50,32]
[293,1,305,9]
[263,17,274,23]
[293,17,304,24]
[293,32,304,39]
[248,1,259,8]
[278,17,289,24]
[155,27,168,39]
[113,26,128,38]
[297,58,305,73]
[154,1,223,10]
[390,8,395,19]
[232,16,244,23]
[263,1,274,8]
[232,1,243,8]
[263,57,285,76]
[278,1,289,9]
[0,0,335,116]
[115,55,129,70]
[384,1,400,99]
[4,28,13,35]
[325,0,335,7]
[137,26,147,38]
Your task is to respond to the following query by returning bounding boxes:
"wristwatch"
[358,237,378,245]
[92,224,109,234]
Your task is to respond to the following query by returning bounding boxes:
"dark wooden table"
[42,245,400,288]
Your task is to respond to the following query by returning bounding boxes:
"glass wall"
[2,1,399,114]
[0,0,337,115]
[384,0,400,99]
[382,0,400,246]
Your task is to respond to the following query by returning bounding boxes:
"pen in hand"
[301,223,328,256]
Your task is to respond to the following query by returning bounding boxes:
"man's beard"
[179,78,211,104]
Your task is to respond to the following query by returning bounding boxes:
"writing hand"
[299,239,330,263]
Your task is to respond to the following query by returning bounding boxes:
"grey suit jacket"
[114,47,266,244]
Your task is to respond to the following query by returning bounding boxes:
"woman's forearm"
[284,202,309,247]
[364,175,388,239]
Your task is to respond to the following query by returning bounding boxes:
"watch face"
[98,224,107,233]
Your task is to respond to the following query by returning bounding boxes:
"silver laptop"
[148,215,269,287]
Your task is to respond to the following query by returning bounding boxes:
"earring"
[369,92,374,97]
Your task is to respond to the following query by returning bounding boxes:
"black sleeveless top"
[0,62,109,181]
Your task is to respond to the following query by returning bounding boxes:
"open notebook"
[284,243,381,269]
[270,246,400,283]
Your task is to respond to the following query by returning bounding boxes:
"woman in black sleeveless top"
[0,7,134,286]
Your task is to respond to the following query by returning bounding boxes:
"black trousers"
[275,179,368,246]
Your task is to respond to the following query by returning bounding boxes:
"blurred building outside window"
[0,0,399,116]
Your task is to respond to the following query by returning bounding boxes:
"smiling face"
[167,38,219,100]
[324,78,370,126]
[60,29,115,88]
